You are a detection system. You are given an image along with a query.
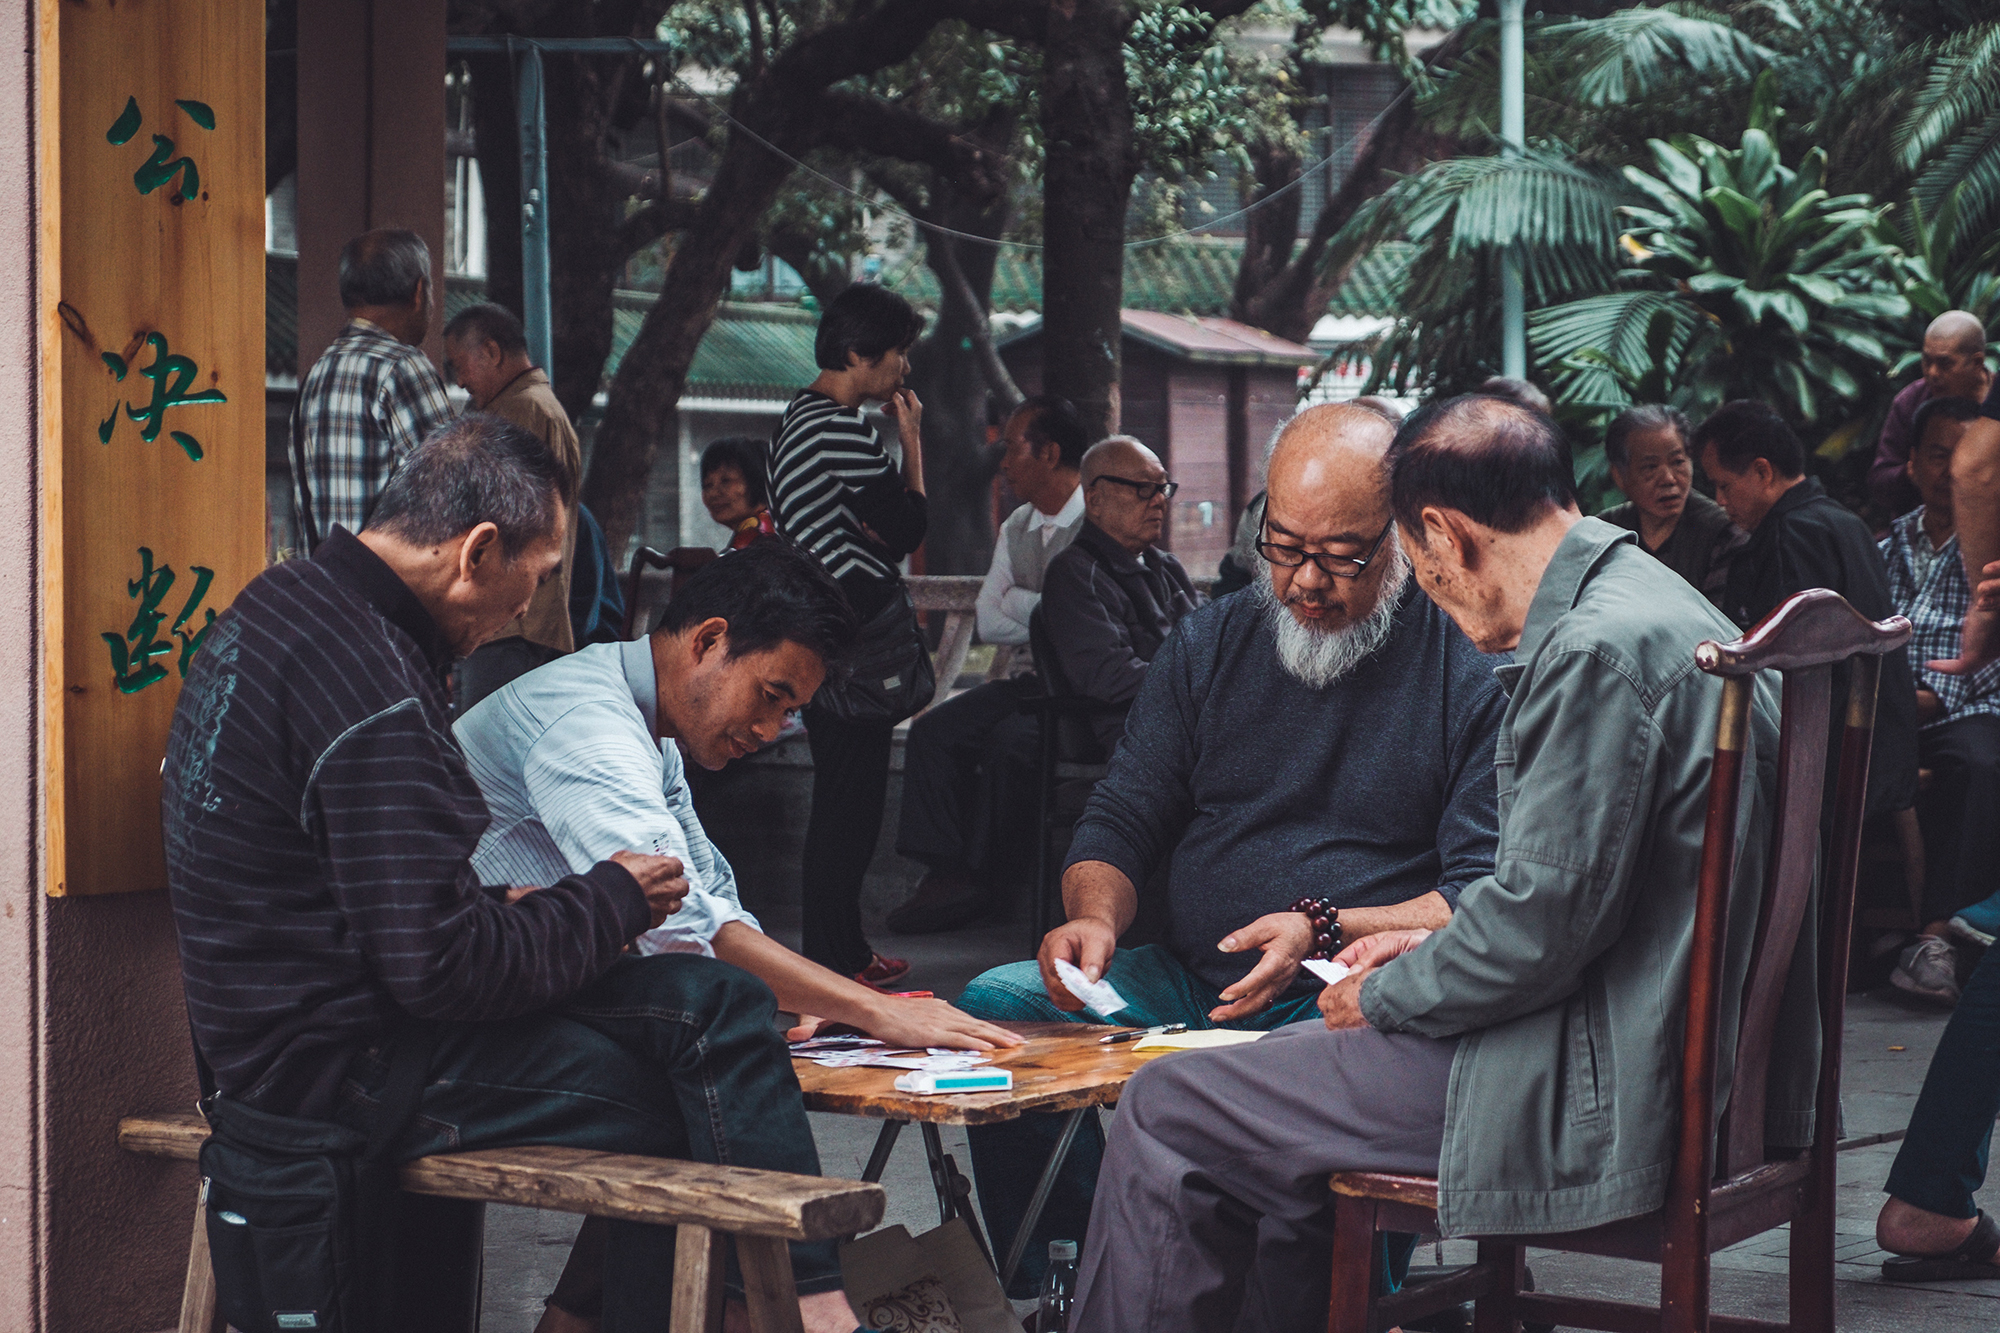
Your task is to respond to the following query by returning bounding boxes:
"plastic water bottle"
[1036,1239,1078,1332]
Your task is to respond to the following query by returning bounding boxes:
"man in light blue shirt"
[456,541,1019,1333]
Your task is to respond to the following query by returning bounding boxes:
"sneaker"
[1950,897,2000,948]
[1892,936,1962,1007]
[854,953,912,989]
[886,871,986,935]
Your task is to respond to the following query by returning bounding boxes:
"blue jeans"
[958,944,1325,1296]
[1887,941,2000,1218]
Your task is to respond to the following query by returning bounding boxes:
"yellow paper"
[1131,1029,1268,1052]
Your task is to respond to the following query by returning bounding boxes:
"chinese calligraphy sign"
[101,546,215,694]
[99,332,227,461]
[105,95,215,202]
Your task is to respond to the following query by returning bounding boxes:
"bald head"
[1923,311,1993,402]
[1930,311,1986,355]
[1081,435,1170,552]
[1267,404,1396,505]
[1388,395,1576,535]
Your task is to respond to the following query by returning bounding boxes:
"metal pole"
[516,43,554,375]
[1499,0,1526,381]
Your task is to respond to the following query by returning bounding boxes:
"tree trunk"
[1040,0,1137,438]
[906,198,1013,575]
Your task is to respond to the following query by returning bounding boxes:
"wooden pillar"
[295,0,447,374]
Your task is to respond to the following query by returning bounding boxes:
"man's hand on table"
[1318,929,1432,1030]
[611,850,689,929]
[1039,917,1119,1011]
[1209,911,1313,1022]
[862,997,1024,1051]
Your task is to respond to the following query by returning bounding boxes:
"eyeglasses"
[1256,520,1393,579]
[1090,475,1179,502]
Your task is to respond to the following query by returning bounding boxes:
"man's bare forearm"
[1062,860,1139,934]
[710,921,891,1031]
[1956,419,2000,580]
[1336,890,1452,940]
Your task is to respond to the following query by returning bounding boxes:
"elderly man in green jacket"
[1071,394,1805,1333]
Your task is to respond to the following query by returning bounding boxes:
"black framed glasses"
[1090,475,1180,502]
[1256,519,1393,579]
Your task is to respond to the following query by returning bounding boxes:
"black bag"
[811,582,936,725]
[196,1028,434,1333]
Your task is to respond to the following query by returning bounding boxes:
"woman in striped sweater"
[769,285,929,987]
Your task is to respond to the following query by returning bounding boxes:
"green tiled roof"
[607,295,816,401]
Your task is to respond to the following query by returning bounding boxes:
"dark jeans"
[1887,942,2000,1219]
[801,704,894,975]
[335,954,841,1330]
[1915,714,2000,923]
[895,676,1041,882]
[956,944,1325,1297]
[453,635,561,718]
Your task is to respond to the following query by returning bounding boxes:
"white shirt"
[454,637,759,956]
[975,484,1086,644]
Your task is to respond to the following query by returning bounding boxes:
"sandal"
[1882,1210,2000,1282]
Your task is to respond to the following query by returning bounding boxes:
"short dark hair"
[364,413,574,556]
[1388,394,1577,534]
[339,228,431,309]
[443,302,529,358]
[1913,394,1982,447]
[1012,395,1090,469]
[699,436,770,508]
[653,539,859,671]
[814,285,926,371]
[1691,400,1804,478]
[1476,376,1553,416]
[1604,403,1691,470]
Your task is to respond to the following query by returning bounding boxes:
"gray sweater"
[1066,585,1507,997]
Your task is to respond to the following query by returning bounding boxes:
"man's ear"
[455,522,503,582]
[1420,506,1480,570]
[687,616,730,665]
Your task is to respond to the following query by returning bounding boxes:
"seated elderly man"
[453,539,1021,1327]
[957,403,1507,1295]
[1039,434,1202,750]
[163,418,868,1333]
[1071,395,1792,1333]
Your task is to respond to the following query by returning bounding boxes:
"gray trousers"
[1073,1020,1457,1333]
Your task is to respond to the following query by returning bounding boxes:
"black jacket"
[1721,477,1919,815]
[1041,520,1200,748]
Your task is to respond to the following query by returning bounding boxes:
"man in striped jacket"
[163,416,861,1331]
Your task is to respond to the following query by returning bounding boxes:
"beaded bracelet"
[1290,896,1343,961]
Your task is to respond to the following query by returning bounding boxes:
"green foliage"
[1533,127,1909,427]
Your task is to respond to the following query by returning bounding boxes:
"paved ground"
[470,759,1998,1329]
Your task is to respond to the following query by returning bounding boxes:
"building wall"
[1163,362,1233,580]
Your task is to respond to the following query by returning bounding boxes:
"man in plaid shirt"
[290,229,453,550]
[1880,394,2000,1004]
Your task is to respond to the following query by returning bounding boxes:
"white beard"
[1254,541,1411,689]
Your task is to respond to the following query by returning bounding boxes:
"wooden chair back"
[1674,591,1909,1268]
[621,545,720,639]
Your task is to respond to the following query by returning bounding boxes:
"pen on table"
[1099,1023,1188,1045]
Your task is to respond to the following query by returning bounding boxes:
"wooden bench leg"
[736,1234,806,1333]
[181,1186,224,1333]
[671,1223,726,1333]
[1327,1195,1375,1333]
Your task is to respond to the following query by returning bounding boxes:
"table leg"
[999,1107,1089,1292]
[920,1122,955,1224]
[861,1119,904,1184]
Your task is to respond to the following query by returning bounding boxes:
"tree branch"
[616,197,702,256]
[817,90,1010,204]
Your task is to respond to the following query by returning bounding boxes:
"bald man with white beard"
[954,404,1509,1297]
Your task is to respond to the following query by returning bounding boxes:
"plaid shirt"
[290,319,452,547]
[1880,509,2000,725]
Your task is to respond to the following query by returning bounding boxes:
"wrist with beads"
[1290,897,1343,960]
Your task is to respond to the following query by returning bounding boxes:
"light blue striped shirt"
[453,637,759,956]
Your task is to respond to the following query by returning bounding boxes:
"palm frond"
[1896,21,2000,169]
[1540,4,1771,108]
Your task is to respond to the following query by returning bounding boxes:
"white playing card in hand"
[1053,957,1131,1017]
[1301,958,1353,987]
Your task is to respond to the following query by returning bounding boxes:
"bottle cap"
[1049,1239,1079,1261]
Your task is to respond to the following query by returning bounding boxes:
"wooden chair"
[1324,589,1911,1333]
[120,1108,885,1333]
[622,545,720,639]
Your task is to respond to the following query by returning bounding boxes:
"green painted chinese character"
[101,332,225,460]
[106,96,214,200]
[101,548,215,694]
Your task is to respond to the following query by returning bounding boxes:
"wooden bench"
[120,1110,886,1333]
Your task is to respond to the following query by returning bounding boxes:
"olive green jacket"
[1361,519,1816,1237]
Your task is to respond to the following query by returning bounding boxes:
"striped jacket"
[290,319,453,548]
[767,390,926,607]
[161,527,646,1118]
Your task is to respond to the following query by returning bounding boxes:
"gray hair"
[1603,403,1690,471]
[339,228,432,309]
[364,413,574,557]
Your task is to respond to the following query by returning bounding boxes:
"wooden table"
[794,1021,1164,1289]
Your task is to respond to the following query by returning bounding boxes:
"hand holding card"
[1053,957,1131,1017]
